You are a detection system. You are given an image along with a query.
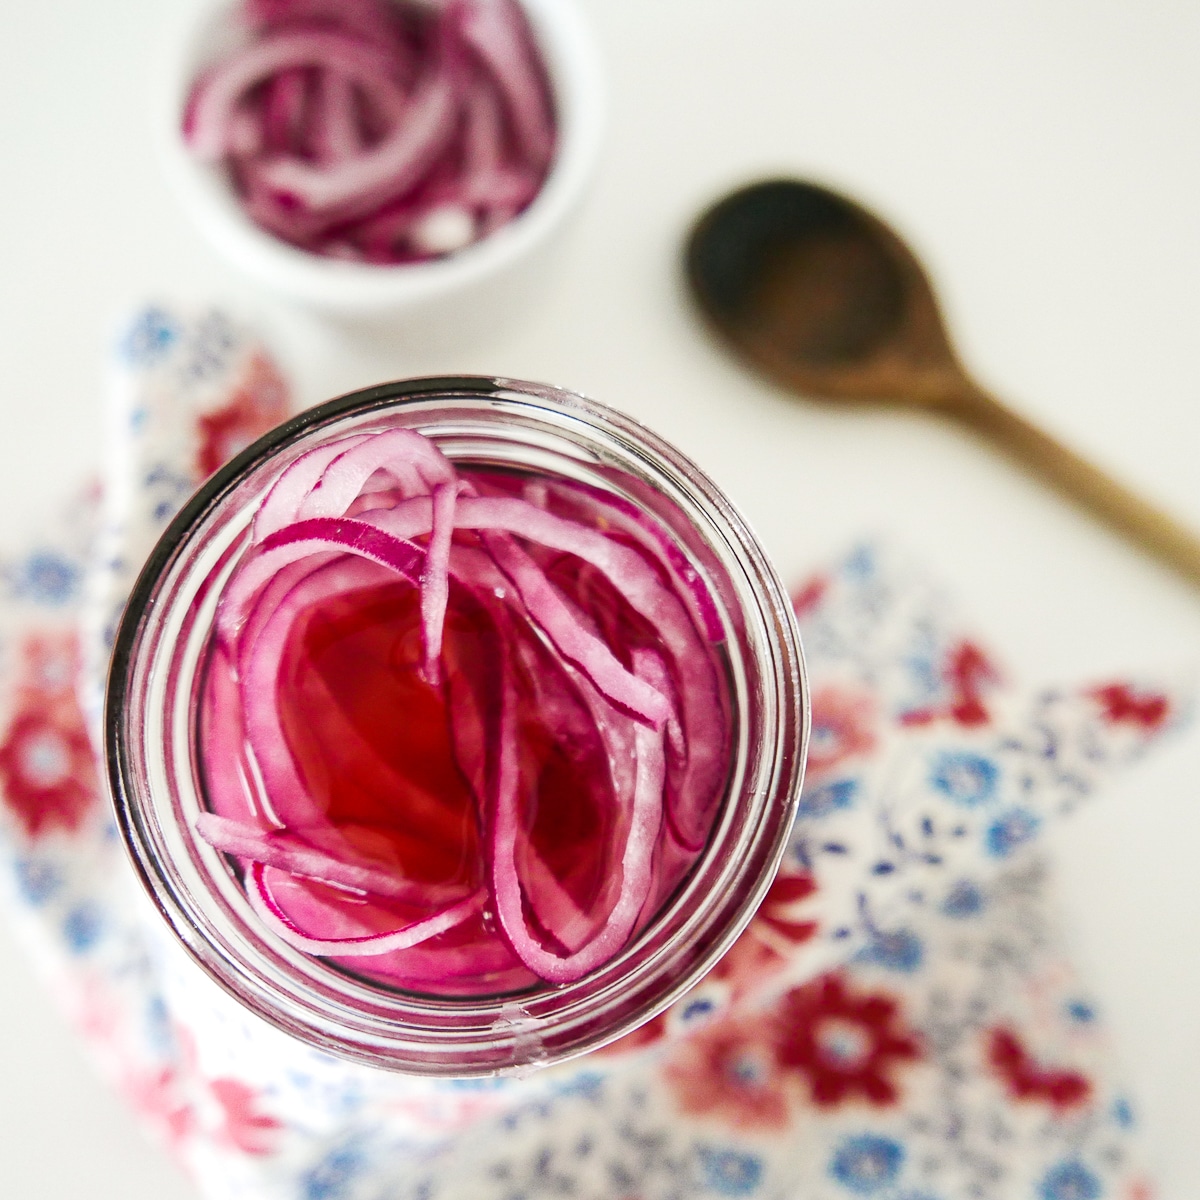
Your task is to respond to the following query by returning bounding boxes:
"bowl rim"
[154,0,606,314]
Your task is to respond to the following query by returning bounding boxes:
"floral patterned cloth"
[0,305,1182,1200]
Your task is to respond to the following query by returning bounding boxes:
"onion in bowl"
[183,0,557,264]
[159,1,604,320]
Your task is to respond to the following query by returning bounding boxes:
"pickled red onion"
[183,0,556,263]
[195,428,731,987]
[248,863,487,955]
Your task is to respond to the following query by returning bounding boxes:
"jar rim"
[106,377,810,1075]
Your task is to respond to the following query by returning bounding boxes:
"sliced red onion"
[344,932,531,991]
[451,0,555,171]
[480,530,671,727]
[237,557,397,828]
[248,0,413,57]
[183,0,557,263]
[260,67,308,155]
[255,75,457,218]
[220,517,424,643]
[252,431,374,540]
[489,648,667,983]
[341,498,673,727]
[546,477,727,644]
[249,863,485,955]
[198,428,730,987]
[186,31,401,162]
[197,813,469,904]
[198,638,261,823]
[311,70,364,164]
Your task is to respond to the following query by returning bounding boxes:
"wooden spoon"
[684,178,1200,585]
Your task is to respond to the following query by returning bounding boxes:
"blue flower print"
[62,903,104,953]
[829,1134,904,1194]
[13,856,63,905]
[844,544,877,580]
[1066,999,1096,1023]
[858,928,923,973]
[549,1070,604,1102]
[681,996,719,1024]
[181,310,238,383]
[941,880,985,918]
[1038,1160,1101,1200]
[697,1147,763,1196]
[929,750,998,807]
[985,807,1040,858]
[1112,1096,1135,1128]
[448,1075,509,1092]
[144,994,176,1057]
[798,778,858,819]
[117,306,180,366]
[8,550,81,606]
[302,1142,364,1200]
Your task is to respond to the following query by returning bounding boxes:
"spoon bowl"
[686,179,958,405]
[685,178,1200,586]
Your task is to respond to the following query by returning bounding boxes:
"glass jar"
[106,377,808,1076]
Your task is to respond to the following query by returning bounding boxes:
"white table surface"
[3,0,1200,1194]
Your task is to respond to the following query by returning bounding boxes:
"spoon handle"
[948,383,1200,586]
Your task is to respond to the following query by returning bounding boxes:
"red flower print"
[986,1027,1091,1110]
[209,1078,282,1156]
[123,1066,196,1152]
[606,871,821,1060]
[1090,683,1170,731]
[195,352,289,479]
[808,685,877,778]
[663,968,920,1128]
[664,1015,792,1131]
[901,639,1001,728]
[711,870,818,996]
[709,930,790,998]
[132,1018,280,1155]
[791,574,829,618]
[774,972,920,1107]
[594,1011,669,1057]
[16,633,79,696]
[0,632,100,838]
[754,871,818,946]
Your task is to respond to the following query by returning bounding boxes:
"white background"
[2,0,1200,1195]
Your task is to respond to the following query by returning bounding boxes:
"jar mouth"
[106,377,809,1075]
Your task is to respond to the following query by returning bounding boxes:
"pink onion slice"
[275,428,457,675]
[186,31,401,162]
[451,0,555,171]
[249,863,485,956]
[427,495,729,846]
[311,69,365,165]
[480,529,671,727]
[544,476,727,644]
[248,0,413,57]
[197,813,469,905]
[488,647,667,984]
[255,75,457,218]
[346,932,531,992]
[220,517,425,642]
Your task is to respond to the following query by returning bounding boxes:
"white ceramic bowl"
[156,0,605,321]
